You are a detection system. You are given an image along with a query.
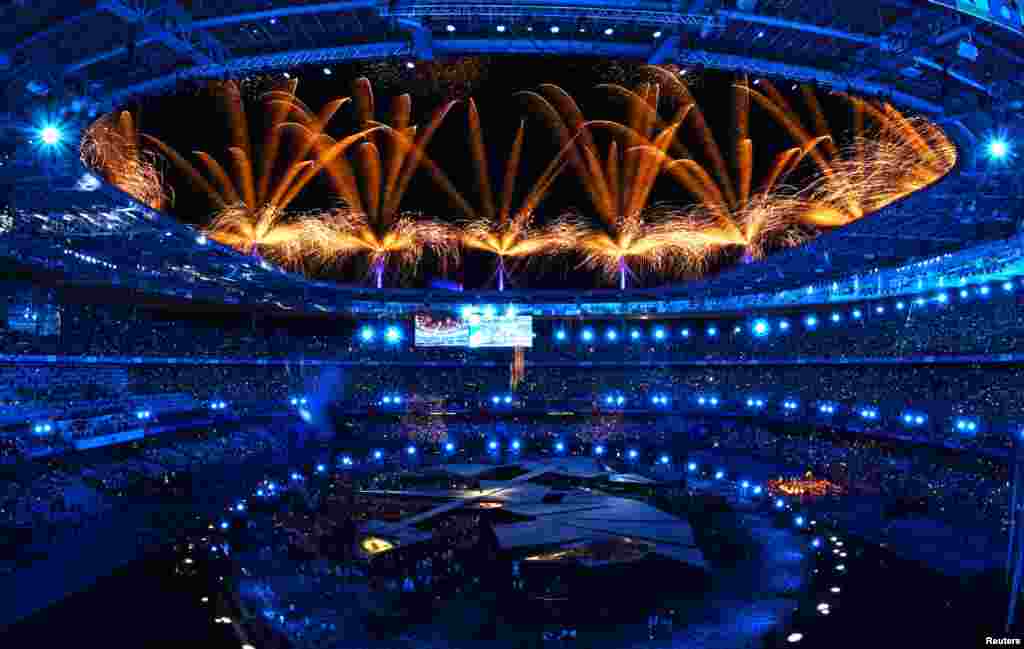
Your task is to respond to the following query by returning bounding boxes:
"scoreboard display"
[415,306,533,348]
[930,0,1024,33]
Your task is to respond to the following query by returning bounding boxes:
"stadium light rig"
[384,325,403,344]
[902,411,927,427]
[751,319,771,337]
[987,136,1011,161]
[39,125,63,146]
[954,417,979,434]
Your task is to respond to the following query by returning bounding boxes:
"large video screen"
[415,308,533,348]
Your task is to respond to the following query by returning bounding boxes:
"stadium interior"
[3,2,1024,648]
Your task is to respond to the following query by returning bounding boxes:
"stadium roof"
[1,1,1023,316]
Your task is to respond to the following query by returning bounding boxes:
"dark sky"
[131,56,859,290]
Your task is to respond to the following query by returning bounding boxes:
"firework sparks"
[638,69,827,260]
[451,98,576,290]
[739,79,956,226]
[520,81,724,288]
[301,78,460,287]
[140,79,375,269]
[81,111,172,210]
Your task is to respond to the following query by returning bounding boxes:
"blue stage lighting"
[581,328,594,342]
[555,329,567,341]
[220,521,229,530]
[775,498,785,509]
[555,441,565,452]
[628,449,639,459]
[896,301,905,310]
[980,285,991,296]
[316,464,326,473]
[778,319,790,331]
[706,325,718,337]
[616,395,625,406]
[342,456,353,466]
[360,326,375,342]
[875,305,885,314]
[653,326,666,340]
[384,326,402,343]
[605,328,618,342]
[594,445,605,455]
[374,449,384,459]
[512,440,521,451]
[630,328,642,340]
[688,462,697,472]
[492,395,500,405]
[604,27,614,35]
[852,309,862,319]
[443,443,454,453]
[751,319,770,336]
[795,516,805,527]
[753,486,763,495]
[407,445,416,455]
[988,138,1010,160]
[446,24,456,32]
[741,480,750,489]
[710,396,719,406]
[830,312,841,323]
[488,440,498,451]
[936,293,948,303]
[653,30,663,38]
[680,327,690,338]
[804,315,818,329]
[660,455,670,465]
[496,24,506,32]
[39,125,63,146]
[504,395,513,404]
[812,538,822,548]
[714,470,725,480]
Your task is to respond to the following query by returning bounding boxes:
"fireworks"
[301,78,460,287]
[740,79,956,226]
[521,81,721,288]
[639,69,826,261]
[140,79,374,268]
[453,98,576,290]
[81,111,172,210]
[136,68,955,287]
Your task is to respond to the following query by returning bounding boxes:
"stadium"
[2,1,1024,647]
